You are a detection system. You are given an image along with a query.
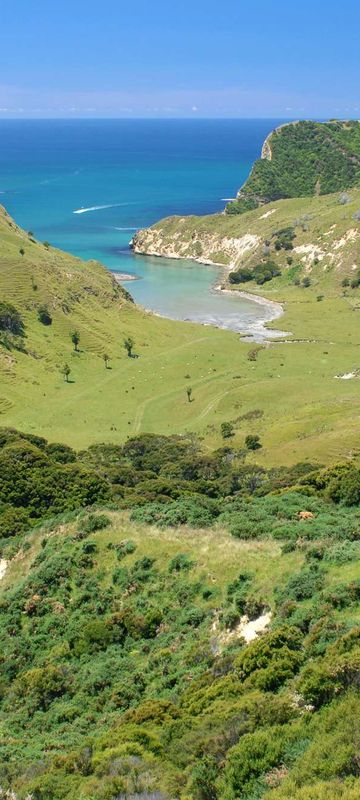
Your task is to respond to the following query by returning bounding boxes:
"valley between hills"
[2,124,360,465]
[1,121,360,800]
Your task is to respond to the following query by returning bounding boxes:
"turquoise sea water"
[0,119,286,335]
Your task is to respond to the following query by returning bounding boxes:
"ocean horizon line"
[0,115,331,122]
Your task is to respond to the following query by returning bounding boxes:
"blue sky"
[1,0,359,118]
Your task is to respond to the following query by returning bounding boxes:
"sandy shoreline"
[213,283,283,318]
[138,288,288,341]
[209,283,286,338]
[212,284,288,338]
[128,245,289,340]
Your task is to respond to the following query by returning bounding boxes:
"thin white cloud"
[0,83,358,118]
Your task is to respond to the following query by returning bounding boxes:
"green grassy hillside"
[2,201,360,466]
[226,120,360,214]
[1,429,360,800]
[0,205,258,451]
[133,188,360,465]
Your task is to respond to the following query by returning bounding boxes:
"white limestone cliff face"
[132,226,261,270]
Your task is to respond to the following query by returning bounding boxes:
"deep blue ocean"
[0,119,287,334]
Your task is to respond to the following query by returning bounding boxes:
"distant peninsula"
[132,120,360,290]
[225,119,360,214]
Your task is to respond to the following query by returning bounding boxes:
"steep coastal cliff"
[133,121,360,285]
[132,188,360,288]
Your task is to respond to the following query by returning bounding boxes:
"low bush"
[245,434,262,450]
[79,513,111,534]
[225,196,259,215]
[37,305,52,325]
[0,301,25,336]
[276,565,325,604]
[130,497,219,528]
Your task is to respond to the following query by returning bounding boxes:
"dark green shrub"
[190,756,218,800]
[228,517,267,540]
[323,541,359,564]
[224,726,289,795]
[81,540,98,554]
[180,606,205,628]
[281,541,296,553]
[298,645,360,707]
[229,268,252,284]
[326,466,360,506]
[321,580,360,609]
[273,227,296,251]
[131,498,218,528]
[234,626,303,686]
[75,620,112,654]
[221,422,234,439]
[277,565,325,603]
[169,553,194,572]
[254,260,281,284]
[112,566,129,588]
[229,261,280,286]
[80,513,111,534]
[13,665,70,711]
[0,302,25,336]
[222,608,241,629]
[225,196,258,215]
[115,539,137,560]
[0,506,30,538]
[0,439,108,525]
[245,434,262,451]
[132,556,156,583]
[37,305,52,325]
[46,442,76,463]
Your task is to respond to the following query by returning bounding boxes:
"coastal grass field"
[1,201,360,466]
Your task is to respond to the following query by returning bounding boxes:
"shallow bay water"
[0,118,287,336]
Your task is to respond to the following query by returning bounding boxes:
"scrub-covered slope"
[1,428,360,800]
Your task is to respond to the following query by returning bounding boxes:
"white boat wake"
[113,226,139,231]
[73,202,135,215]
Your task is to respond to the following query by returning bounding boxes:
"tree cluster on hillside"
[226,120,360,214]
[2,430,360,548]
[229,260,281,286]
